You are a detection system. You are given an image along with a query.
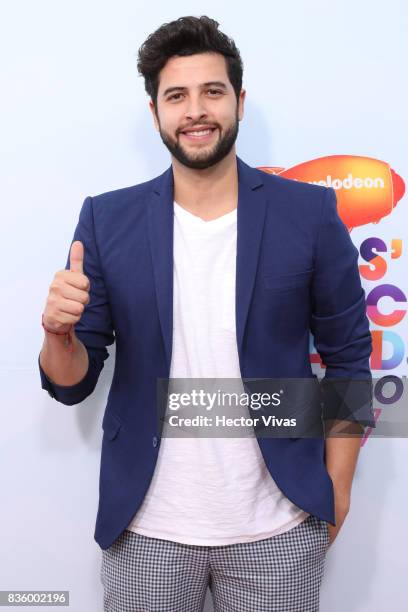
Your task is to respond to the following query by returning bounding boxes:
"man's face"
[149,52,245,170]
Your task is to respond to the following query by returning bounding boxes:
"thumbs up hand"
[42,240,91,333]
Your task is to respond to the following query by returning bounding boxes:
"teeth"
[185,129,212,136]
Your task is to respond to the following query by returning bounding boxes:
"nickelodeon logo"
[258,155,405,231]
[312,174,384,190]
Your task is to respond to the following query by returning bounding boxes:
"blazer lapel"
[147,156,267,373]
[235,157,267,356]
[147,165,174,372]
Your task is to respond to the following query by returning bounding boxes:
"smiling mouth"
[180,127,218,141]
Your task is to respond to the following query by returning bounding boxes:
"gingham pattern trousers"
[100,514,329,612]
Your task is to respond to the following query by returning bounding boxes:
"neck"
[172,149,238,220]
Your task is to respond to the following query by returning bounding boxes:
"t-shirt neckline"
[173,201,237,229]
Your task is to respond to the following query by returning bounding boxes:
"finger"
[69,240,84,274]
[60,283,90,304]
[58,297,86,318]
[57,270,90,291]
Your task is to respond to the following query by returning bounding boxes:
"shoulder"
[82,167,169,225]
[239,157,328,203]
[251,166,331,229]
[258,168,328,200]
[240,159,335,233]
[91,175,158,209]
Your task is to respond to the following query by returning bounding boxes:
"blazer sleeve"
[310,187,376,428]
[38,196,115,405]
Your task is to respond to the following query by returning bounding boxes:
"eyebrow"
[162,81,228,98]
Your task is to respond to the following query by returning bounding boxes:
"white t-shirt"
[126,201,309,545]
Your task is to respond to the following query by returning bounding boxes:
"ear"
[149,99,160,131]
[238,89,246,122]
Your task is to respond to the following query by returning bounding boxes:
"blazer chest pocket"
[102,410,123,441]
[263,269,314,292]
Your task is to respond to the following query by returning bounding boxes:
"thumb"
[69,240,84,273]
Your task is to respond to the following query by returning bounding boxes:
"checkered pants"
[100,514,329,611]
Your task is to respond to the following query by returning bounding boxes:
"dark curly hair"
[137,16,243,109]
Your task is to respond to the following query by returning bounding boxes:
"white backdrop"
[1,1,407,610]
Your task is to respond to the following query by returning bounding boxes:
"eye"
[207,89,222,96]
[168,93,184,101]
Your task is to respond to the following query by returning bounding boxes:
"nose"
[184,94,208,123]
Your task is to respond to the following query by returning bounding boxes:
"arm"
[310,187,375,431]
[310,188,375,537]
[324,429,361,543]
[39,196,115,405]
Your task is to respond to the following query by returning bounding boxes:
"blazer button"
[152,436,158,447]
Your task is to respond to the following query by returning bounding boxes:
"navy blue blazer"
[38,156,374,550]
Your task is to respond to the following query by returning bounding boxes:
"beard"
[157,110,240,170]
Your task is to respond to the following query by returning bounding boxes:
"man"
[39,15,375,612]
